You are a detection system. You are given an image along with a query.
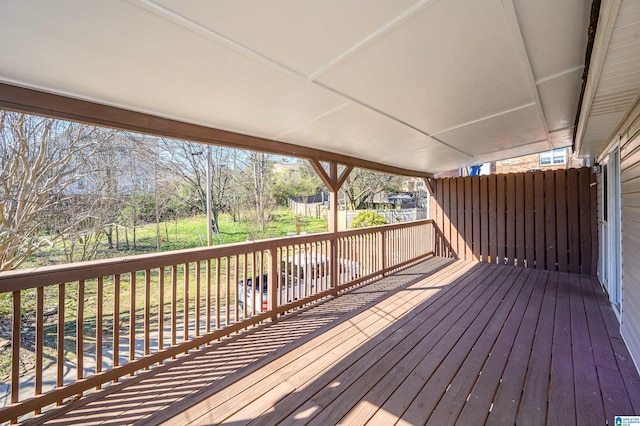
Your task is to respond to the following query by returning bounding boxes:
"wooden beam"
[336,165,354,191]
[308,159,335,191]
[0,83,433,179]
[424,177,435,195]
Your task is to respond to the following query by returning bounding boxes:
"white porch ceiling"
[0,0,591,173]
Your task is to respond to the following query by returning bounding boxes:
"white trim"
[575,0,622,156]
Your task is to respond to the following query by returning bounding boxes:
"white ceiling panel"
[434,104,548,156]
[280,103,457,171]
[537,67,584,134]
[550,128,574,149]
[315,0,534,134]
[473,140,551,164]
[512,0,590,81]
[0,0,343,139]
[148,0,422,77]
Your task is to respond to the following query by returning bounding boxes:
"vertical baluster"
[96,277,103,387]
[283,247,289,305]
[312,242,316,294]
[183,262,189,345]
[129,272,136,374]
[196,261,201,338]
[158,267,165,356]
[144,270,151,367]
[206,260,211,333]
[57,284,65,393]
[251,252,256,316]
[113,275,120,380]
[257,252,263,313]
[77,280,85,392]
[303,243,309,300]
[242,254,248,319]
[234,256,239,324]
[340,238,345,285]
[224,256,231,327]
[171,265,177,356]
[35,287,44,409]
[11,290,21,409]
[216,258,221,328]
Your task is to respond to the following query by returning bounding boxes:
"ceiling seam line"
[274,103,350,140]
[430,103,536,136]
[535,66,585,85]
[500,0,553,150]
[312,81,474,158]
[126,0,309,83]
[306,0,438,82]
[476,138,551,157]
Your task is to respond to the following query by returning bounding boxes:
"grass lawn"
[20,208,328,269]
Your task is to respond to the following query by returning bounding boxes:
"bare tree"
[158,139,234,236]
[0,111,101,270]
[240,151,274,231]
[340,168,405,210]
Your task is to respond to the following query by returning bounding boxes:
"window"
[539,148,567,166]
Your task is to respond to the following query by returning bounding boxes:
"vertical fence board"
[457,178,466,259]
[579,168,592,274]
[534,172,546,269]
[590,172,598,275]
[489,175,498,263]
[464,176,473,260]
[506,174,516,266]
[545,171,557,271]
[443,179,451,258]
[556,171,569,272]
[515,173,525,267]
[436,178,444,256]
[430,168,595,275]
[472,176,481,261]
[497,175,506,265]
[567,169,580,273]
[480,176,489,262]
[525,172,535,268]
[450,178,459,257]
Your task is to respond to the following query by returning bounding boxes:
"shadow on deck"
[25,257,640,425]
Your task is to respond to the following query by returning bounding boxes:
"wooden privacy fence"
[0,220,434,423]
[430,167,597,275]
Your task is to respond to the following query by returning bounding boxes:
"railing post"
[268,244,278,322]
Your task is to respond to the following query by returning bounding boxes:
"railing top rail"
[0,219,433,292]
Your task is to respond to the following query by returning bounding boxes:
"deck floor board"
[24,257,640,426]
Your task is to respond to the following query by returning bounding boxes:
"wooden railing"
[0,219,434,423]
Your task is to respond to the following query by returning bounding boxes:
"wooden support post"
[308,159,353,295]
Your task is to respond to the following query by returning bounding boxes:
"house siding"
[617,99,640,371]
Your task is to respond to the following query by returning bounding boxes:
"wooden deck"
[26,257,640,425]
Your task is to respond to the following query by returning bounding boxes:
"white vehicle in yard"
[238,254,358,312]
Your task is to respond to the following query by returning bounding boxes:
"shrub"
[350,211,386,229]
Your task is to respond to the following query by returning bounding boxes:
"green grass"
[19,208,328,269]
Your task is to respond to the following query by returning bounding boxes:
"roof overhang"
[0,0,593,174]
[574,0,640,159]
